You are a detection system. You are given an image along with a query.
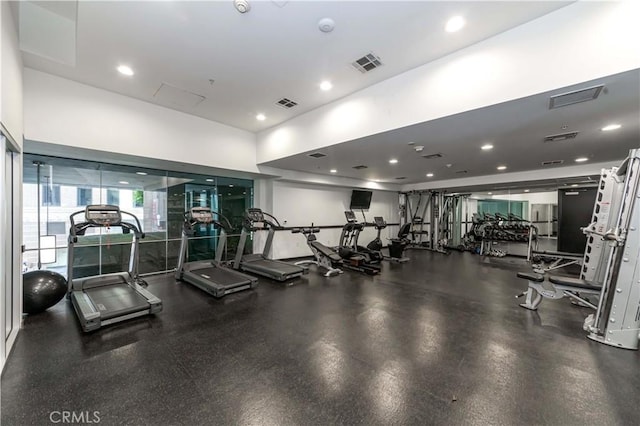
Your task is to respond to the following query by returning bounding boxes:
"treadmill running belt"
[85,284,149,320]
[190,266,251,286]
[245,259,302,275]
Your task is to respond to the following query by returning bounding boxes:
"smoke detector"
[234,0,251,14]
[318,18,335,33]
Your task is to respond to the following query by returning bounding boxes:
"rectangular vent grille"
[352,165,368,170]
[455,170,468,174]
[549,85,603,109]
[544,132,579,143]
[395,177,407,180]
[276,98,298,108]
[352,53,382,73]
[422,153,443,159]
[307,152,327,159]
[541,160,564,166]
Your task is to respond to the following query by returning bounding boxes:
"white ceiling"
[262,69,640,184]
[20,0,572,133]
[20,1,638,191]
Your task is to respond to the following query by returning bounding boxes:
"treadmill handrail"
[184,208,233,233]
[69,207,144,239]
[67,206,145,291]
[243,209,283,230]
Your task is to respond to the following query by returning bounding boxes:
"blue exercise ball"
[23,270,68,314]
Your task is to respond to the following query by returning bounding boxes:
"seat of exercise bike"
[310,241,342,262]
[548,275,601,290]
[516,272,545,282]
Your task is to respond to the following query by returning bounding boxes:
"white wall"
[23,69,259,174]
[1,0,24,373]
[257,1,640,164]
[1,0,23,144]
[256,180,400,259]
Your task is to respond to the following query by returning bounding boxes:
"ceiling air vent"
[352,165,368,170]
[307,152,327,159]
[352,53,382,73]
[543,132,579,143]
[276,98,298,109]
[455,170,468,174]
[422,153,443,159]
[541,160,565,166]
[549,85,603,109]
[395,177,407,180]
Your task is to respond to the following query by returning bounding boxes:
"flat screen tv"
[350,190,373,210]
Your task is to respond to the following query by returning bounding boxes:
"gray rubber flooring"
[2,250,639,425]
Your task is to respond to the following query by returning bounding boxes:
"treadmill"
[67,205,162,332]
[233,208,307,281]
[176,207,257,297]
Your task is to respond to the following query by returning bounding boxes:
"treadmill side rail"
[134,283,163,314]
[70,291,101,332]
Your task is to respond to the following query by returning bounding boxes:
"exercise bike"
[366,216,410,263]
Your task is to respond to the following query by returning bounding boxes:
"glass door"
[2,136,15,343]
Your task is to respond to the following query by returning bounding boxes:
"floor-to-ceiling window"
[22,154,253,279]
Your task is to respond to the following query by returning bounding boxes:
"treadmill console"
[189,207,213,223]
[344,210,357,223]
[246,208,265,222]
[373,216,386,228]
[85,205,122,226]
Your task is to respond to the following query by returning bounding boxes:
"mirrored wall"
[23,154,253,278]
[403,174,599,259]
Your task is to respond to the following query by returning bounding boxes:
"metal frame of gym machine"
[233,208,307,281]
[517,148,640,350]
[176,206,258,298]
[402,190,470,254]
[67,205,162,332]
[581,148,640,349]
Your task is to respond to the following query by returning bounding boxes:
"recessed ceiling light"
[571,184,579,187]
[426,173,434,177]
[117,65,134,76]
[524,189,530,193]
[243,191,246,195]
[445,16,465,33]
[481,144,494,151]
[389,159,398,164]
[256,113,266,121]
[487,192,492,195]
[136,172,147,176]
[497,165,507,171]
[206,178,214,182]
[575,157,589,162]
[330,169,337,173]
[119,181,129,185]
[320,81,333,91]
[229,184,234,187]
[601,124,621,131]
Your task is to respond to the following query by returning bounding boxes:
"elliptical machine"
[336,211,382,275]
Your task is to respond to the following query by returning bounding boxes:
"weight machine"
[402,191,470,254]
[517,148,640,350]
